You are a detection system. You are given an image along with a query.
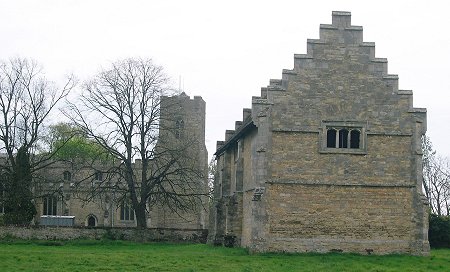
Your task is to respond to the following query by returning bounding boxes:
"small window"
[321,121,366,154]
[234,140,243,161]
[350,130,360,148]
[63,171,72,181]
[120,203,135,221]
[327,127,362,149]
[326,129,337,148]
[175,119,184,139]
[339,129,349,148]
[94,171,103,181]
[43,196,57,216]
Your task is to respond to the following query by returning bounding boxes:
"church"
[34,93,209,230]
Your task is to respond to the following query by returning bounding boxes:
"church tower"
[150,92,209,229]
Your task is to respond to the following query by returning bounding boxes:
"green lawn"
[0,240,449,271]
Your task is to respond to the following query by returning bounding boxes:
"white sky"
[1,0,449,160]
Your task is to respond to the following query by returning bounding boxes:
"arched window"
[120,203,135,221]
[322,122,365,153]
[63,171,72,181]
[339,129,349,148]
[326,129,337,148]
[350,130,360,149]
[175,119,184,139]
[87,215,97,227]
[43,196,57,216]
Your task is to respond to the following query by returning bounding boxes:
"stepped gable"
[211,11,428,255]
[259,11,423,110]
[217,11,425,150]
[216,108,253,154]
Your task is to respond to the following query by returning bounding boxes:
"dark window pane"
[339,129,349,148]
[125,205,129,220]
[95,172,102,181]
[63,171,71,181]
[350,130,360,148]
[327,129,337,148]
[43,198,48,215]
[52,197,57,215]
[43,196,57,215]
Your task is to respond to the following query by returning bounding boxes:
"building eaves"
[214,116,255,156]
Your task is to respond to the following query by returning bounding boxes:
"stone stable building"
[209,11,429,255]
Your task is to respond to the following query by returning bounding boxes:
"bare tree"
[65,58,206,228]
[422,135,450,216]
[208,156,217,194]
[0,58,75,224]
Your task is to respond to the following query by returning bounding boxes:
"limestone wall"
[266,183,418,254]
[253,11,428,255]
[210,11,429,255]
[0,226,208,243]
[271,132,414,186]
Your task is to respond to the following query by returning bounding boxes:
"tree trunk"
[135,203,147,229]
[446,200,449,216]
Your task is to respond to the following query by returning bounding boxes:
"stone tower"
[150,92,209,229]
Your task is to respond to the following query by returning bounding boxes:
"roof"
[214,116,255,156]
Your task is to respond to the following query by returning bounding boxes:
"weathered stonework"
[0,226,208,243]
[26,93,208,230]
[209,11,429,255]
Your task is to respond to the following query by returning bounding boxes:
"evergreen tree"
[3,146,36,225]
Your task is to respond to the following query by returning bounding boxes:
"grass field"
[0,240,449,272]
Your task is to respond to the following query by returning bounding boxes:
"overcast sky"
[1,0,449,159]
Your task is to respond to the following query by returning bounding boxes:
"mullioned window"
[320,121,367,154]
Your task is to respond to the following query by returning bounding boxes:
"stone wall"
[266,183,418,254]
[210,11,429,255]
[271,132,414,186]
[0,226,208,243]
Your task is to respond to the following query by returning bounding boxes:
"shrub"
[429,214,450,248]
[224,235,236,248]
[0,233,17,242]
[102,228,125,241]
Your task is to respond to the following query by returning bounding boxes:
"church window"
[94,171,103,181]
[43,196,57,216]
[120,203,135,221]
[63,171,72,181]
[175,119,184,139]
